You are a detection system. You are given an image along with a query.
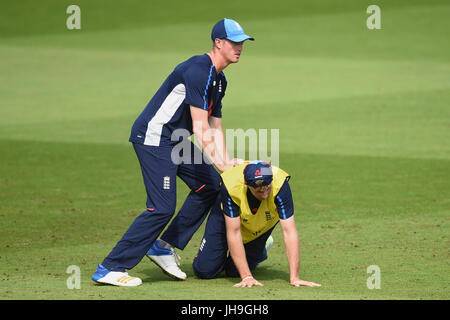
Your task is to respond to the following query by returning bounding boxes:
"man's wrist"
[218,161,232,172]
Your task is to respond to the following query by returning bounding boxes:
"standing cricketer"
[92,18,254,286]
[193,161,321,288]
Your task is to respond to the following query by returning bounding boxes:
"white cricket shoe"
[92,264,142,287]
[146,241,187,280]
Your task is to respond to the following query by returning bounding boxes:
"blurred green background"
[0,0,449,300]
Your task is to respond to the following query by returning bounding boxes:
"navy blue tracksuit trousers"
[192,195,274,279]
[102,142,220,272]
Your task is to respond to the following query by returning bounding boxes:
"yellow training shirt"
[220,164,290,243]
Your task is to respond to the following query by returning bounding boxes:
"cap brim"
[226,34,255,42]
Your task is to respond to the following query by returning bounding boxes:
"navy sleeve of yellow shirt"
[220,183,240,218]
[274,180,294,220]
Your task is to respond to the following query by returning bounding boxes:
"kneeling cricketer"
[192,160,321,288]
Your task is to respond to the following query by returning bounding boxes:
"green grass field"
[1,0,449,300]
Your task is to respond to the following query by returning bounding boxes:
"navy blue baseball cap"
[244,160,273,188]
[211,18,254,42]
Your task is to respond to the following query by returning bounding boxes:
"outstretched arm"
[279,216,321,287]
[191,107,242,172]
[224,215,263,287]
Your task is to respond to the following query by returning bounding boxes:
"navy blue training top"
[129,54,227,147]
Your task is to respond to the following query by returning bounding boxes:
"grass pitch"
[0,0,449,300]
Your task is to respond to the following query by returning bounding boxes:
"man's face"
[219,39,243,63]
[248,181,272,201]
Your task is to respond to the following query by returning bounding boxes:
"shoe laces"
[170,248,181,266]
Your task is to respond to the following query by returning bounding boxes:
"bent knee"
[192,260,222,279]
